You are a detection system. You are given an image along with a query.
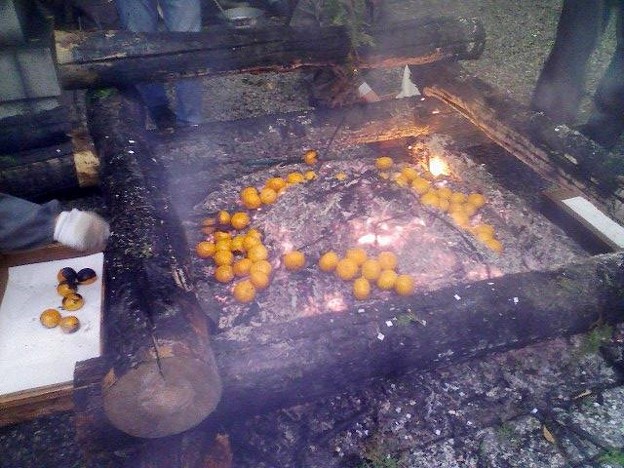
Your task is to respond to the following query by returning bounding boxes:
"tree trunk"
[86,89,222,439]
[56,17,485,89]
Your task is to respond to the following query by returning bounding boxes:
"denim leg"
[114,0,169,110]
[160,0,203,124]
[0,193,60,252]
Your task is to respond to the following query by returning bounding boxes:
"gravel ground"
[1,1,623,467]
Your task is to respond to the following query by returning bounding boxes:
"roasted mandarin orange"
[62,293,84,311]
[377,251,397,270]
[353,277,371,300]
[377,270,398,291]
[250,260,272,276]
[249,270,270,290]
[214,265,234,283]
[57,267,77,283]
[361,258,382,281]
[213,250,234,266]
[217,210,231,225]
[77,268,97,285]
[283,251,305,271]
[394,275,415,296]
[335,258,358,281]
[303,149,318,165]
[233,258,253,277]
[346,247,367,266]
[318,251,339,272]
[57,281,78,297]
[247,244,269,262]
[40,309,61,328]
[375,156,393,170]
[230,212,250,230]
[233,280,256,303]
[259,187,278,205]
[196,241,216,258]
[59,316,80,334]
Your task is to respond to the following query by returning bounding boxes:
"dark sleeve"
[0,193,61,252]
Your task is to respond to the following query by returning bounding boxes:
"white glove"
[54,209,110,252]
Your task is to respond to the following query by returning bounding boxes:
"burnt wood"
[73,251,624,454]
[411,63,624,223]
[55,16,485,89]
[0,106,71,154]
[85,89,222,439]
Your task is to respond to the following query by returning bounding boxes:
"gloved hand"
[54,209,110,252]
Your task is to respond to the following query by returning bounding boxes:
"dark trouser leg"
[531,0,609,123]
[582,3,624,148]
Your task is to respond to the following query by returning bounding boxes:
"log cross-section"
[86,89,222,439]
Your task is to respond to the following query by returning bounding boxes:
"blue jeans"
[0,193,60,252]
[115,0,203,125]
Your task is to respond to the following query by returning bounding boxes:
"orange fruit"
[250,270,270,290]
[241,186,258,198]
[57,281,78,297]
[230,212,250,230]
[57,267,77,283]
[401,166,419,182]
[77,268,97,285]
[243,235,262,251]
[438,198,450,212]
[201,217,217,227]
[247,244,269,262]
[242,193,262,210]
[259,187,278,205]
[411,177,431,194]
[233,280,256,303]
[335,258,358,281]
[394,173,409,187]
[353,277,371,300]
[217,210,231,225]
[231,235,246,253]
[437,187,453,200]
[475,230,494,244]
[201,226,216,236]
[377,251,397,270]
[448,203,465,215]
[375,156,393,170]
[450,211,470,228]
[303,149,318,165]
[450,192,466,204]
[233,258,253,277]
[463,203,478,217]
[394,275,415,296]
[286,172,305,184]
[246,228,263,240]
[377,269,398,291]
[59,316,80,334]
[265,177,286,192]
[250,260,272,276]
[473,223,495,238]
[214,250,234,266]
[361,258,382,281]
[335,172,347,181]
[40,308,61,328]
[484,238,503,254]
[283,251,306,271]
[318,251,339,272]
[196,241,216,258]
[304,170,317,181]
[214,265,234,283]
[420,191,440,208]
[62,293,84,311]
[215,239,232,252]
[346,247,368,266]
[214,231,231,242]
[466,193,486,208]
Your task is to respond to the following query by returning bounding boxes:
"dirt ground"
[1,0,623,467]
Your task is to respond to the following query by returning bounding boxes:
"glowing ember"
[429,156,449,177]
[325,293,347,312]
[358,233,376,245]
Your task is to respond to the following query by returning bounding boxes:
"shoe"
[148,105,177,132]
[578,110,624,150]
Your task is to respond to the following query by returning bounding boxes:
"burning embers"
[191,136,586,330]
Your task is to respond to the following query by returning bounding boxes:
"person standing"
[114,0,204,130]
[531,0,624,149]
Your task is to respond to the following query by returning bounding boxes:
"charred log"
[85,89,222,439]
[56,17,485,89]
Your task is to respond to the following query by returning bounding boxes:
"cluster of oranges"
[375,156,503,254]
[318,247,415,300]
[196,218,273,303]
[239,150,319,210]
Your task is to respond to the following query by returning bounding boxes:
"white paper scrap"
[396,65,421,99]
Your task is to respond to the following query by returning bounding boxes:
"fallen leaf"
[543,425,556,444]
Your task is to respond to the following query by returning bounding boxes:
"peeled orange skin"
[233,280,256,303]
[283,251,306,271]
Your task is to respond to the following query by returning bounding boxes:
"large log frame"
[86,90,222,439]
[55,17,485,89]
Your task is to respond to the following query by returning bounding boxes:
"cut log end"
[102,357,222,439]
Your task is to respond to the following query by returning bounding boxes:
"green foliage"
[324,0,375,49]
[598,448,624,466]
[359,450,401,468]
[578,324,613,356]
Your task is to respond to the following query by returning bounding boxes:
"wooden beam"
[55,17,485,89]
